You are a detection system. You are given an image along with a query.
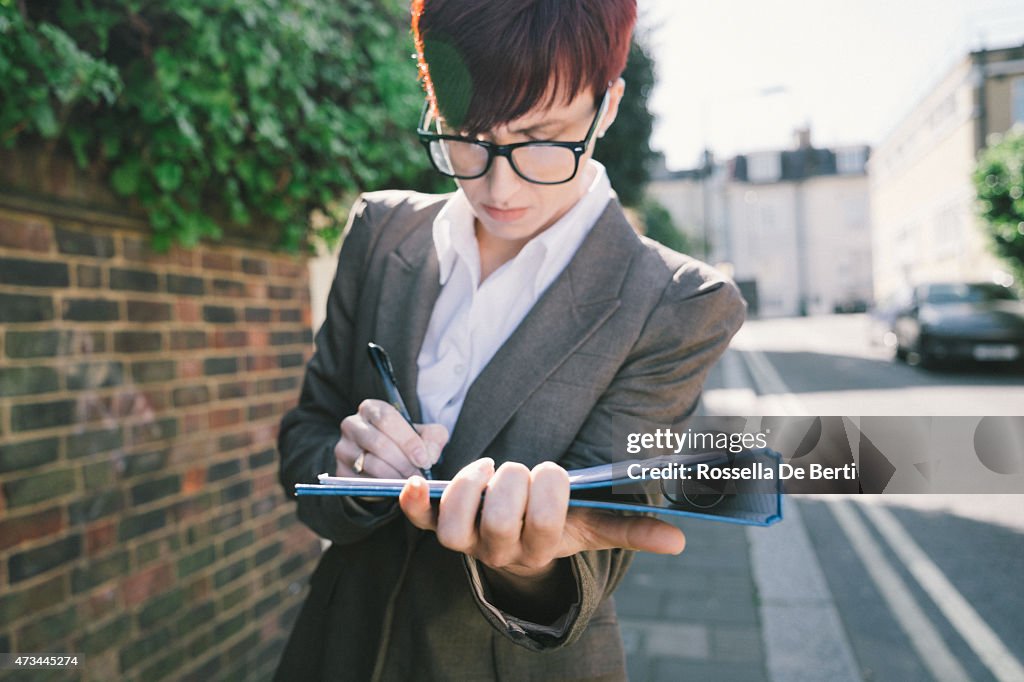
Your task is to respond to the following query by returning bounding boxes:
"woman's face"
[454,80,624,249]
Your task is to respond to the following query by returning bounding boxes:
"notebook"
[295,447,783,526]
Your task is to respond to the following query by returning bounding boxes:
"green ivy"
[973,127,1024,284]
[0,0,445,251]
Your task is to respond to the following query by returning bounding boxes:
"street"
[725,314,1024,416]
[619,314,1024,682]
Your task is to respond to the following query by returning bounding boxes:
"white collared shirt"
[416,160,614,435]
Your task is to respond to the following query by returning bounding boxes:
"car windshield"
[923,283,1019,304]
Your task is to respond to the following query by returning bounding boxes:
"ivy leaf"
[153,161,184,191]
[31,101,59,137]
[111,158,141,196]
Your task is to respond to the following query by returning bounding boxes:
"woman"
[276,1,746,679]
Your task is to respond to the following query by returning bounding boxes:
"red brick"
[84,587,119,621]
[248,330,269,348]
[0,215,51,252]
[170,331,207,351]
[253,472,276,496]
[122,235,191,264]
[209,408,243,429]
[141,389,169,411]
[179,358,202,379]
[184,575,211,602]
[182,467,205,495]
[248,402,275,421]
[246,355,276,372]
[168,246,193,268]
[257,519,276,539]
[86,520,118,556]
[182,412,208,434]
[246,282,268,299]
[213,330,248,349]
[202,252,235,271]
[0,507,64,551]
[122,236,169,265]
[270,259,304,278]
[252,423,277,445]
[122,562,173,607]
[176,299,201,323]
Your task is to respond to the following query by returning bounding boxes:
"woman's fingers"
[415,423,449,466]
[435,458,494,553]
[521,462,570,564]
[359,399,434,470]
[477,462,531,568]
[399,476,436,530]
[337,400,447,478]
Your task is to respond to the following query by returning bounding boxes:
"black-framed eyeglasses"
[416,89,610,185]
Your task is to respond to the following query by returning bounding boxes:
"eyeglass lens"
[428,139,578,183]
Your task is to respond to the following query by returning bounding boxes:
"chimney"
[793,126,812,149]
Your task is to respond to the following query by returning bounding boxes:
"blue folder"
[295,448,783,527]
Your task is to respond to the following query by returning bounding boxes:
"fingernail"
[412,446,428,468]
[427,441,441,464]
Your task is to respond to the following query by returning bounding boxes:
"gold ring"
[353,451,367,475]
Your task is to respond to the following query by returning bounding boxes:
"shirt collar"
[431,159,613,290]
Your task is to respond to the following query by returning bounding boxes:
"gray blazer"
[276,190,746,681]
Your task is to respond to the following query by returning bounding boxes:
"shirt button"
[454,364,466,375]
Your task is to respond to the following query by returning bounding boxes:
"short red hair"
[412,0,636,134]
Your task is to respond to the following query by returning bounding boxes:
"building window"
[747,152,781,183]
[836,147,867,175]
[1014,77,1024,126]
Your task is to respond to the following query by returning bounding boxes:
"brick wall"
[0,188,322,680]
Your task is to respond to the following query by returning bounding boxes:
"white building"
[869,43,1024,300]
[649,131,872,317]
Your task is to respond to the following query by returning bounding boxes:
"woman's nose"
[485,154,522,204]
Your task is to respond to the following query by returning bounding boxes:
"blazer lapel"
[438,200,639,476]
[372,222,441,424]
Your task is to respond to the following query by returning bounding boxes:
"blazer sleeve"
[464,259,747,651]
[278,195,403,545]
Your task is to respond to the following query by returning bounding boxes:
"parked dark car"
[891,282,1024,368]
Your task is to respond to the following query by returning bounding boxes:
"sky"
[641,0,1024,170]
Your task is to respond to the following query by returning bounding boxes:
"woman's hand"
[335,399,448,478]
[398,458,686,582]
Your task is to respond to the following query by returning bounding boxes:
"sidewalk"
[616,348,860,682]
[619,520,767,681]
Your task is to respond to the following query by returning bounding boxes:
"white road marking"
[730,345,860,681]
[736,346,808,416]
[828,500,972,682]
[863,503,1024,682]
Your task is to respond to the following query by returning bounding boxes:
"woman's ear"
[597,77,627,139]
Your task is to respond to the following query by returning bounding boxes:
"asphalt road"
[732,314,1024,416]
[702,314,1024,682]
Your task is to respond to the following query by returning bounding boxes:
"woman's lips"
[482,204,528,222]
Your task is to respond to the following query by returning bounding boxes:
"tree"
[593,35,657,208]
[0,0,444,251]
[639,197,697,254]
[973,126,1024,284]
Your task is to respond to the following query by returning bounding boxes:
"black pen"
[367,342,433,480]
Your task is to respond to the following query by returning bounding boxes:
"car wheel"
[911,334,937,369]
[894,339,908,362]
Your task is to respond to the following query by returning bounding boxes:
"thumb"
[582,512,686,555]
[399,476,437,531]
